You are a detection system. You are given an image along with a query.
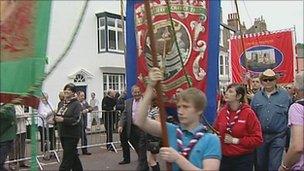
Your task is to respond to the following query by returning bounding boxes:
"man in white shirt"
[37,93,55,152]
[89,92,101,130]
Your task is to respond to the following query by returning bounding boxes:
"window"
[97,12,125,53]
[74,74,85,83]
[225,56,229,76]
[108,30,116,50]
[219,27,224,47]
[219,55,224,75]
[107,18,124,52]
[98,17,105,51]
[103,73,125,95]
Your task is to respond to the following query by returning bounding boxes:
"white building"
[44,1,126,106]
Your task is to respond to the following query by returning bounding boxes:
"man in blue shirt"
[251,69,292,171]
[135,67,221,171]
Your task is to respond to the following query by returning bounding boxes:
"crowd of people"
[0,68,303,171]
[124,68,303,171]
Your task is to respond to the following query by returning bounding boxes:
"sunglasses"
[262,78,276,82]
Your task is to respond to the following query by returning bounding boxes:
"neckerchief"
[226,109,241,134]
[176,125,207,159]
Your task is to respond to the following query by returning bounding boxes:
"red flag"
[230,30,295,83]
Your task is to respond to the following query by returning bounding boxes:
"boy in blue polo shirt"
[135,67,221,171]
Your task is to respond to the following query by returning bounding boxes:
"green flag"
[0,1,52,108]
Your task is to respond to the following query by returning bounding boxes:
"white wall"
[43,1,126,107]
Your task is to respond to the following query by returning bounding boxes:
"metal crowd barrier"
[79,110,134,153]
[35,114,60,170]
[5,110,134,170]
[4,113,60,170]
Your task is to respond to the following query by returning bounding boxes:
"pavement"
[43,146,140,171]
[4,130,166,171]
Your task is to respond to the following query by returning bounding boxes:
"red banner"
[230,30,294,83]
[134,0,212,102]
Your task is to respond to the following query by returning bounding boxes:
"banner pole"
[234,0,252,93]
[143,0,172,170]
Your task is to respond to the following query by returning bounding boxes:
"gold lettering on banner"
[135,3,207,25]
[246,40,274,47]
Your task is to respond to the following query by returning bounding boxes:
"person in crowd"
[77,91,92,155]
[251,75,262,94]
[117,85,149,171]
[285,83,296,153]
[285,84,296,102]
[116,90,127,113]
[279,71,304,171]
[135,67,221,171]
[116,90,127,133]
[37,93,55,153]
[0,104,17,171]
[102,89,117,151]
[55,83,83,171]
[251,69,292,171]
[146,89,161,171]
[214,83,263,171]
[89,92,101,130]
[246,75,262,169]
[165,88,183,124]
[58,91,65,110]
[247,75,262,104]
[9,105,29,170]
[115,91,120,101]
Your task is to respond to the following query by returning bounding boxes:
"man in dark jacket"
[77,91,92,155]
[102,89,116,151]
[55,83,83,171]
[117,85,148,171]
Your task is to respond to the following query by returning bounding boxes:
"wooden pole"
[143,0,172,170]
[234,0,252,92]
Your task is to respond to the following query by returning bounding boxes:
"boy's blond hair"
[176,87,207,112]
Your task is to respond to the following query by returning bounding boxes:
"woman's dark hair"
[226,83,246,103]
[64,83,77,93]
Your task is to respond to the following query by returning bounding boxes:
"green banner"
[0,1,52,107]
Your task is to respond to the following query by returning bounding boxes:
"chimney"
[227,13,239,31]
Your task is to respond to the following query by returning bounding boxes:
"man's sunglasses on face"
[262,77,276,82]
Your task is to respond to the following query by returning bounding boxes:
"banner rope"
[165,0,192,87]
